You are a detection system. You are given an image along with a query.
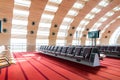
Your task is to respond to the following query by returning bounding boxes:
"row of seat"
[98,46,120,57]
[39,45,103,67]
[73,45,120,57]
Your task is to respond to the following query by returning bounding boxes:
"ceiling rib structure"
[0,0,120,48]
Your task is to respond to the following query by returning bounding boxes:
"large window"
[36,39,49,51]
[36,0,62,46]
[56,40,66,46]
[109,27,120,45]
[57,0,88,45]
[11,0,31,52]
[10,38,27,52]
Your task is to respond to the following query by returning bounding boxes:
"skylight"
[57,32,66,37]
[63,17,73,22]
[80,20,89,25]
[37,31,49,36]
[59,25,68,29]
[39,22,51,28]
[91,8,101,13]
[56,40,66,46]
[94,23,102,27]
[49,0,62,4]
[72,40,80,45]
[41,14,54,20]
[12,19,28,25]
[36,39,49,45]
[113,6,120,11]
[11,29,27,35]
[90,22,102,31]
[98,0,109,7]
[45,5,58,12]
[76,27,82,31]
[13,9,29,16]
[106,11,114,16]
[14,0,31,7]
[85,14,95,19]
[67,10,78,16]
[99,17,108,22]
[73,3,84,9]
[117,16,120,19]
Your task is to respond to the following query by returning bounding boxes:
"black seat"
[51,46,58,54]
[45,46,52,53]
[48,46,55,53]
[42,45,48,51]
[99,46,108,54]
[106,46,116,53]
[74,47,92,61]
[55,47,63,55]
[43,46,49,52]
[60,47,69,56]
[74,47,83,57]
[65,47,75,57]
[111,46,120,56]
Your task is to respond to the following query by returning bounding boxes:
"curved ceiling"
[0,0,120,46]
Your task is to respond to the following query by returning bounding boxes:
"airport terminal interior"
[0,0,120,80]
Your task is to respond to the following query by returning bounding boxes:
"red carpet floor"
[0,52,120,80]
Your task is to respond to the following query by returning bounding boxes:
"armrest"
[0,57,10,65]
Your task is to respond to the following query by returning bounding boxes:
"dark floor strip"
[5,68,8,80]
[32,57,71,80]
[14,54,28,80]
[18,53,49,80]
[0,69,1,74]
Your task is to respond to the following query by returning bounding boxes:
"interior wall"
[0,0,14,46]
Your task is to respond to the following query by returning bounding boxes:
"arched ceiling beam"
[97,11,120,45]
[66,0,100,45]
[0,0,14,45]
[98,10,120,31]
[117,36,120,44]
[80,0,120,45]
[49,0,76,45]
[14,5,29,11]
[100,19,120,45]
[27,0,48,51]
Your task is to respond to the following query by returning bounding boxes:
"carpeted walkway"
[0,52,120,80]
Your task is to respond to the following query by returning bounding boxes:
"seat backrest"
[107,46,116,51]
[56,47,63,52]
[67,47,75,54]
[61,47,69,53]
[53,46,58,52]
[47,46,52,50]
[116,46,120,52]
[49,46,55,51]
[82,47,92,59]
[99,46,104,51]
[104,46,108,51]
[74,47,83,56]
